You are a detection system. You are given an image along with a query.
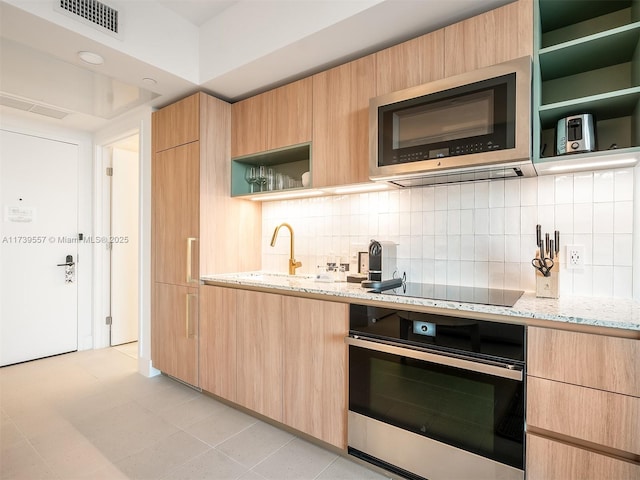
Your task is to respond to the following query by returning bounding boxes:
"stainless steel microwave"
[370,56,534,186]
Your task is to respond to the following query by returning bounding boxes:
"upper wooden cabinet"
[231,78,312,158]
[312,56,376,187]
[444,0,533,76]
[375,29,445,96]
[152,94,200,152]
[152,141,200,287]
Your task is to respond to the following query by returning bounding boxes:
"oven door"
[347,336,524,480]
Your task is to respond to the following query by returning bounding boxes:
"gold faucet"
[270,222,302,275]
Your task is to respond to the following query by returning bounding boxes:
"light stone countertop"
[201,271,640,335]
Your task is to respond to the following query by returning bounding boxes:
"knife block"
[535,255,559,299]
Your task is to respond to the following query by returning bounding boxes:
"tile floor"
[0,345,391,480]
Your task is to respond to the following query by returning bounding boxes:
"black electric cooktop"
[373,282,524,307]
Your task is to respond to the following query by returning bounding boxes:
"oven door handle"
[346,336,523,381]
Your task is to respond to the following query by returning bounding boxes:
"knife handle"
[554,230,560,254]
[536,224,542,246]
[545,233,550,256]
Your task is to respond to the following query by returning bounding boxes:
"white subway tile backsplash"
[474,182,489,208]
[475,208,490,235]
[448,184,461,210]
[614,169,634,201]
[613,234,633,267]
[489,181,505,208]
[520,177,537,206]
[262,167,635,299]
[614,201,633,234]
[573,172,593,203]
[592,234,614,265]
[593,170,614,202]
[554,175,573,204]
[448,210,461,235]
[504,179,520,207]
[573,203,593,234]
[593,203,614,234]
[490,207,505,235]
[592,266,614,297]
[613,266,633,298]
[537,176,555,205]
[460,183,475,209]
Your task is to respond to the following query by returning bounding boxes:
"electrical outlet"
[566,245,585,269]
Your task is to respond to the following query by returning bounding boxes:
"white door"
[109,143,139,346]
[0,129,79,366]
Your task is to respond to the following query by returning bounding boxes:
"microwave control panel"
[392,141,504,163]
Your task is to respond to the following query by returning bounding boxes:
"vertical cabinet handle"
[186,237,197,283]
[185,293,197,338]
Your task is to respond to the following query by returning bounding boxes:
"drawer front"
[526,434,640,480]
[527,376,640,455]
[528,327,639,396]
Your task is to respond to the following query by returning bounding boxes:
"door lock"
[56,255,75,283]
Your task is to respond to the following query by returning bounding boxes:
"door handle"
[56,255,75,283]
[186,238,197,283]
[56,254,75,267]
[185,293,197,338]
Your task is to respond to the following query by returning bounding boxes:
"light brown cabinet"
[199,285,237,401]
[198,286,349,449]
[443,0,533,77]
[151,93,261,387]
[526,326,640,478]
[231,78,312,158]
[375,29,445,95]
[312,56,376,187]
[235,290,284,422]
[282,296,348,448]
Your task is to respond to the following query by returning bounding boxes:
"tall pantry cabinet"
[151,92,261,387]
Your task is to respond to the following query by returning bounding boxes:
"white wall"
[262,167,635,299]
[0,112,94,348]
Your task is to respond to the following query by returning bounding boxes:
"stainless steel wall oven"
[347,304,526,480]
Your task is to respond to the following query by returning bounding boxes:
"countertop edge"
[201,275,640,338]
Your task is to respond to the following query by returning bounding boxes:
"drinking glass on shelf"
[245,166,258,193]
[266,168,275,191]
[257,165,268,192]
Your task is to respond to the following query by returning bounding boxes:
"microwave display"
[379,73,515,165]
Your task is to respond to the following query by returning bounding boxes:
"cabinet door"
[199,286,237,401]
[526,434,640,480]
[151,283,199,387]
[282,296,349,448]
[152,142,200,287]
[528,327,640,397]
[236,290,283,422]
[312,56,376,187]
[528,376,640,455]
[152,93,200,152]
[375,29,445,95]
[231,78,312,157]
[444,0,533,77]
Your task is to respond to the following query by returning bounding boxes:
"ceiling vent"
[0,94,70,120]
[57,0,119,36]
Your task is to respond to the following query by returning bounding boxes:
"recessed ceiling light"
[142,77,157,86]
[78,51,104,65]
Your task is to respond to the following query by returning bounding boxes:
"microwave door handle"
[345,336,523,381]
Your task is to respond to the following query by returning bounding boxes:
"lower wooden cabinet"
[151,283,199,387]
[199,286,237,401]
[526,326,640,478]
[526,434,640,480]
[199,286,349,449]
[282,296,348,448]
[236,290,284,422]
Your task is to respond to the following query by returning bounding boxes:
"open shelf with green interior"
[231,142,311,197]
[534,0,640,170]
